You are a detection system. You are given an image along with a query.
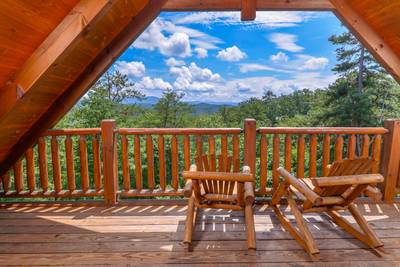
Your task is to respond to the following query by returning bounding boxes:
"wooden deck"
[0,200,400,266]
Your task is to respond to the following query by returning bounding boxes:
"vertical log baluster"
[51,136,62,193]
[13,160,23,193]
[79,135,89,192]
[372,135,382,173]
[230,134,240,194]
[220,135,228,193]
[221,135,228,169]
[208,135,216,171]
[171,135,179,191]
[92,134,102,191]
[297,135,305,178]
[322,134,331,176]
[26,147,35,192]
[361,134,370,158]
[232,135,240,172]
[158,135,166,191]
[183,135,190,171]
[38,137,48,192]
[309,134,318,177]
[259,134,268,194]
[334,135,344,161]
[208,135,216,193]
[121,135,130,191]
[146,135,155,191]
[284,134,292,172]
[1,172,10,193]
[272,134,280,190]
[196,135,203,169]
[347,134,356,160]
[134,135,142,191]
[65,135,75,192]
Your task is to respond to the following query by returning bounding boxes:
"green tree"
[58,70,144,128]
[153,89,192,128]
[322,30,399,126]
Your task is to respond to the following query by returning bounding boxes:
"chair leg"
[327,204,383,251]
[183,196,197,251]
[244,202,256,250]
[287,193,319,256]
[273,193,319,256]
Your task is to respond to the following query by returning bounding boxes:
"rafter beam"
[163,0,335,11]
[0,0,114,118]
[241,0,256,21]
[0,0,167,175]
[331,0,400,83]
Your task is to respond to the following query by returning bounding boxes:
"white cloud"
[135,76,172,91]
[269,33,304,52]
[195,47,208,58]
[115,61,145,77]
[161,32,192,57]
[174,11,321,29]
[268,54,329,71]
[270,52,289,63]
[170,62,221,92]
[132,18,222,57]
[217,46,247,62]
[239,64,275,73]
[297,55,329,70]
[165,57,185,67]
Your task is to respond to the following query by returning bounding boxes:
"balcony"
[1,119,400,265]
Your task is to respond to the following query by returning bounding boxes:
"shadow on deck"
[0,200,399,266]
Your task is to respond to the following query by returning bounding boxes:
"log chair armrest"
[277,167,322,205]
[183,179,193,198]
[182,171,253,182]
[182,164,197,198]
[311,174,384,187]
[364,185,382,202]
[244,181,255,205]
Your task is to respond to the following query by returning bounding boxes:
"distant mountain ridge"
[124,96,237,115]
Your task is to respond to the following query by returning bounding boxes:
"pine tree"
[323,30,399,126]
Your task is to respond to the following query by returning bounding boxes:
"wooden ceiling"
[0,0,399,175]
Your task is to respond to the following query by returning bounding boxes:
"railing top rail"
[118,128,243,135]
[41,128,101,136]
[257,127,388,135]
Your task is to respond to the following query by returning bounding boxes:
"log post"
[381,119,400,203]
[244,119,256,176]
[101,120,117,205]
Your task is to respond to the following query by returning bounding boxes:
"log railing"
[256,127,388,196]
[0,128,103,198]
[117,127,243,198]
[1,119,400,203]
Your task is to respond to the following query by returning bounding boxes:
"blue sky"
[112,11,345,103]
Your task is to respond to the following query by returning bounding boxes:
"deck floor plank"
[0,201,399,266]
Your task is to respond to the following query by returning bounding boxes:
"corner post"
[101,120,118,205]
[381,119,400,203]
[244,118,257,176]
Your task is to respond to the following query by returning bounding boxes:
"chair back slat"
[318,158,376,198]
[196,154,237,197]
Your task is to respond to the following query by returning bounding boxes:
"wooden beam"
[241,0,256,21]
[0,0,114,118]
[331,0,400,83]
[0,0,167,176]
[163,0,334,11]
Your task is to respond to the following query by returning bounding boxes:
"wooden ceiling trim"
[163,0,335,11]
[241,0,256,21]
[331,0,400,83]
[0,0,114,119]
[0,1,79,91]
[0,0,168,175]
